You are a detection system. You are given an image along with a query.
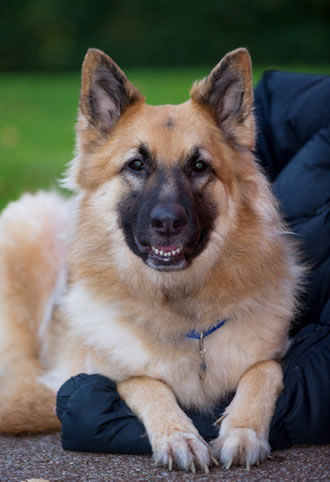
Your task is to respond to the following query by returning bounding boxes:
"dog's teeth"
[152,247,183,258]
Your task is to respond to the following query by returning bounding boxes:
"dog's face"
[106,103,226,272]
[68,48,256,275]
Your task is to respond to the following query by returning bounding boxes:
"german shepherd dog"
[0,48,301,472]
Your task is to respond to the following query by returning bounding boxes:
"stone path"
[0,433,329,481]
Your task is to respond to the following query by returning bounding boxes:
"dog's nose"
[151,204,187,236]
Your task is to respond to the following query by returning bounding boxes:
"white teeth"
[151,246,183,258]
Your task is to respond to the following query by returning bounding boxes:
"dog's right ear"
[79,48,142,133]
[64,49,142,191]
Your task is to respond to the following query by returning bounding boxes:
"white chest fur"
[63,283,150,376]
[61,282,270,410]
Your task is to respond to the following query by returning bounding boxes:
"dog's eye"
[192,160,208,173]
[128,159,145,171]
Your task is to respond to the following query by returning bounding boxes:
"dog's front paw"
[151,429,212,472]
[211,425,270,470]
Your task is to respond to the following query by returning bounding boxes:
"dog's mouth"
[133,233,207,272]
[148,244,186,270]
[134,236,187,271]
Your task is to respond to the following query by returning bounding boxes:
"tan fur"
[0,48,302,470]
[0,192,68,432]
[211,361,283,467]
[118,376,211,468]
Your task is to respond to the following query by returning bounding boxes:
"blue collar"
[185,319,227,339]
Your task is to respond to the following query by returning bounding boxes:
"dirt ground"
[0,433,329,481]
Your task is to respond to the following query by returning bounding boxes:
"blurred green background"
[1,0,329,210]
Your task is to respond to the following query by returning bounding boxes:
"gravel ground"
[0,433,329,481]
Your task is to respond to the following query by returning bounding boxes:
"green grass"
[1,65,329,211]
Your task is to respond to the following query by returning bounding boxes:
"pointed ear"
[191,48,255,150]
[79,48,142,133]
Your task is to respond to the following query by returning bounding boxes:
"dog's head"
[67,48,256,275]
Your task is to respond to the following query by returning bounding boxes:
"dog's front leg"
[118,376,212,472]
[212,360,283,470]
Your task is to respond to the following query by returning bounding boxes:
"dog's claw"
[256,459,260,466]
[203,463,210,474]
[168,455,173,471]
[190,463,196,473]
[215,413,227,426]
[211,456,220,466]
[225,460,232,470]
[267,455,273,460]
[246,461,251,471]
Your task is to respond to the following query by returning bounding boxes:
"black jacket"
[56,71,330,453]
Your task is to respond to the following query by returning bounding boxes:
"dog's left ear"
[191,48,255,150]
[79,48,142,133]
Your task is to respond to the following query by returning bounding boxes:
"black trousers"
[56,313,330,454]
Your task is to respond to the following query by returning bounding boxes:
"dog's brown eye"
[128,159,144,171]
[192,160,208,173]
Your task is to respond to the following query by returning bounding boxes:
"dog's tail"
[0,191,69,432]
